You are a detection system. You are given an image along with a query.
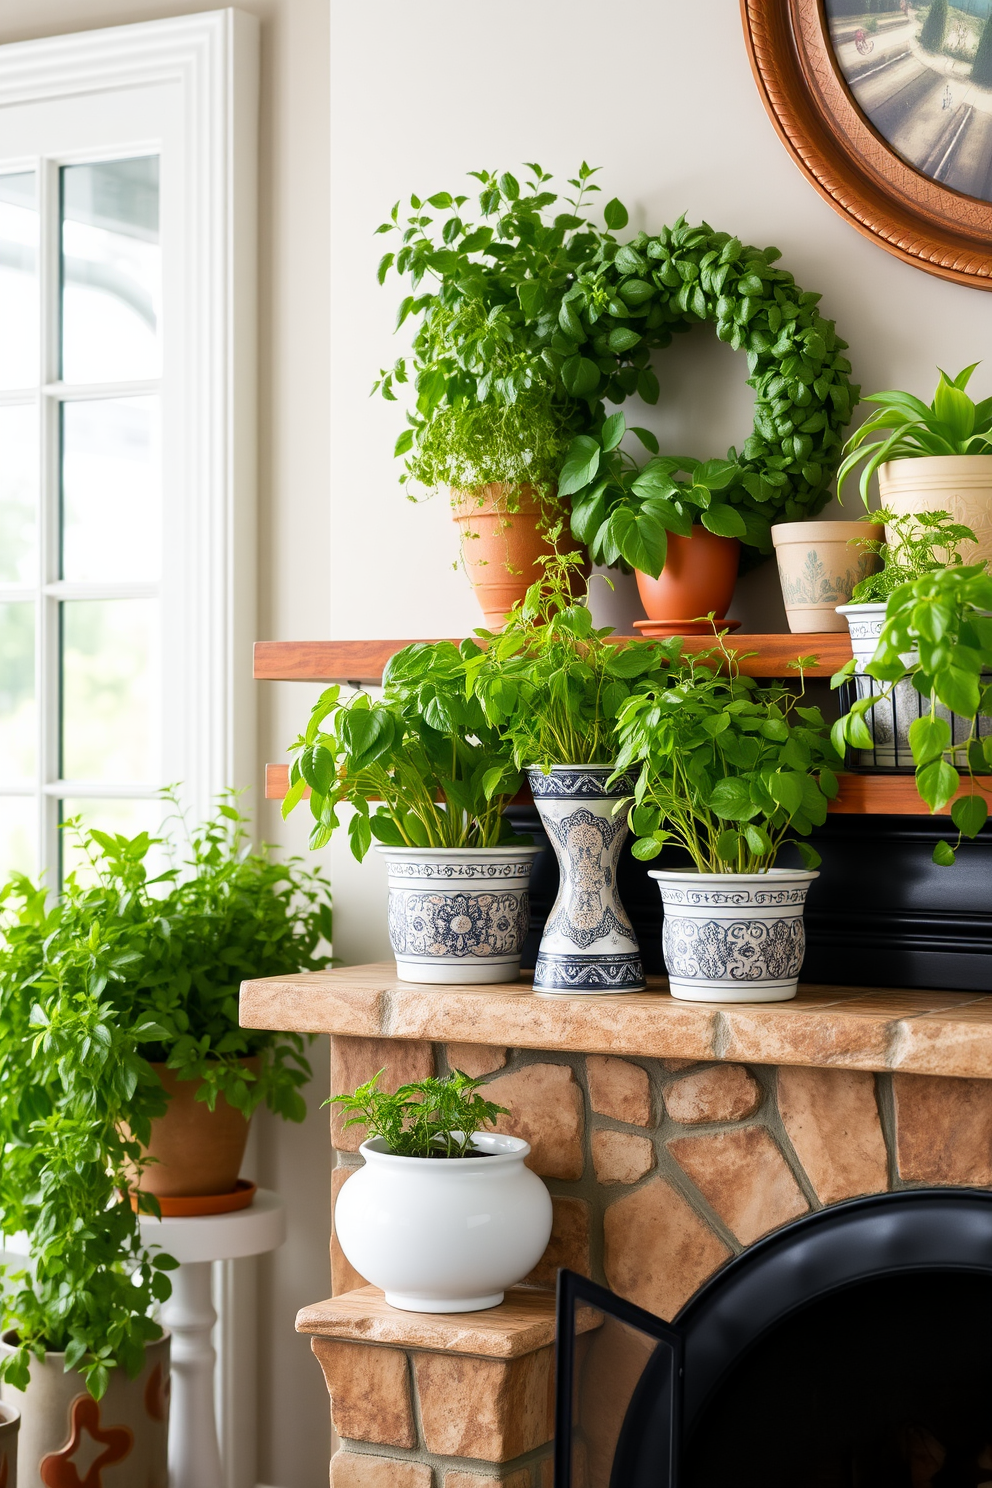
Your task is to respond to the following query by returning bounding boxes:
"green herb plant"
[612,636,839,872]
[837,363,992,506]
[849,508,978,602]
[464,557,674,769]
[285,641,524,857]
[328,1070,509,1159]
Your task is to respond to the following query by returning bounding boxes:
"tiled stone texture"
[322,1049,992,1481]
[330,1037,435,1151]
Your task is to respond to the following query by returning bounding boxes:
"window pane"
[0,403,38,584]
[61,598,159,782]
[61,157,160,384]
[0,601,35,781]
[62,397,160,582]
[60,796,163,884]
[0,796,35,880]
[0,172,38,391]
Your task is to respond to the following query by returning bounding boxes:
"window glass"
[0,601,35,781]
[61,598,159,783]
[61,156,160,384]
[0,403,38,584]
[0,172,38,390]
[0,797,35,880]
[60,796,163,883]
[61,396,160,582]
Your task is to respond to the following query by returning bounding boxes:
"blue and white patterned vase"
[377,846,540,985]
[649,868,819,1002]
[525,765,645,995]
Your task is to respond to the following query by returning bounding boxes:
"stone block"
[331,1454,432,1488]
[330,1036,435,1151]
[539,1459,553,1488]
[669,1127,808,1245]
[414,1347,554,1460]
[603,1176,730,1320]
[487,1064,584,1180]
[664,1064,761,1125]
[778,1066,888,1203]
[893,1073,992,1185]
[524,1196,591,1287]
[311,1338,415,1447]
[586,1055,652,1126]
[592,1130,655,1186]
[444,1473,530,1488]
[447,1043,508,1078]
[331,1164,367,1295]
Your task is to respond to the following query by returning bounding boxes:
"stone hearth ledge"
[239,966,992,1080]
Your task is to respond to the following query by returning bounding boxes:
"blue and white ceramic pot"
[649,868,819,1002]
[377,846,540,985]
[525,765,645,995]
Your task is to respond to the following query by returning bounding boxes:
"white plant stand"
[139,1189,286,1488]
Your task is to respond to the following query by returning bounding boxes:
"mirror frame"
[740,0,992,290]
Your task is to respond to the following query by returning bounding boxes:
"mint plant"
[328,1070,509,1159]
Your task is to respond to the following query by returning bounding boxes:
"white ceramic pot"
[771,520,882,633]
[878,455,992,571]
[334,1134,553,1312]
[377,846,540,984]
[525,765,645,995]
[649,868,819,1002]
[0,1333,169,1488]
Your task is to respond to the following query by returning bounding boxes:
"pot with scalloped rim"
[649,867,819,1002]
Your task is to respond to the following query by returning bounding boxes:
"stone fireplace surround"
[240,968,992,1488]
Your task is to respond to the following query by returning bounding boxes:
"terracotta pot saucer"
[633,617,742,637]
[130,1178,257,1217]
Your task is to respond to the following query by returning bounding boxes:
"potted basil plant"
[330,1071,552,1313]
[464,558,673,994]
[613,636,838,1002]
[286,641,538,983]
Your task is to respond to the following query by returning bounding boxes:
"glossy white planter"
[649,868,818,1002]
[334,1134,553,1312]
[377,846,540,984]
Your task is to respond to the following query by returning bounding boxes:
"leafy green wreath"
[553,215,860,572]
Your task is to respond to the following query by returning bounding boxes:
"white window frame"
[0,9,259,872]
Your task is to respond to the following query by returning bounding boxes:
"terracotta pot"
[450,484,583,629]
[878,456,992,570]
[0,1333,168,1488]
[137,1061,255,1199]
[635,527,740,630]
[771,520,883,633]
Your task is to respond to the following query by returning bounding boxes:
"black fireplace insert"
[555,1190,992,1487]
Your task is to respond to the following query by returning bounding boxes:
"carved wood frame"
[741,0,992,289]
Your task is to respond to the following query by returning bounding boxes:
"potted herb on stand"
[614,636,839,1002]
[837,363,992,571]
[286,641,538,983]
[465,559,672,993]
[330,1070,552,1312]
[375,164,604,627]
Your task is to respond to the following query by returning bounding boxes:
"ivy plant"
[328,1069,509,1159]
[612,636,839,872]
[285,640,524,857]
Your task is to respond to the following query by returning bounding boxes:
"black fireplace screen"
[555,1191,992,1488]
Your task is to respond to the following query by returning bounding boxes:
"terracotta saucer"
[130,1179,257,1217]
[633,617,742,637]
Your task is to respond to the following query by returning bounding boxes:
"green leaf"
[608,327,641,354]
[743,823,772,857]
[932,840,956,866]
[916,758,960,813]
[716,829,742,862]
[951,794,988,838]
[908,714,951,766]
[767,771,804,816]
[562,355,601,398]
[936,666,981,718]
[604,198,629,231]
[708,777,758,821]
[558,436,601,498]
[700,504,747,539]
[631,836,665,860]
[601,412,626,452]
[793,840,822,871]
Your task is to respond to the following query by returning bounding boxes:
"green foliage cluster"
[286,641,524,857]
[920,0,949,52]
[851,508,978,602]
[838,364,992,506]
[464,558,674,768]
[973,14,992,86]
[553,214,858,559]
[0,799,332,1396]
[374,163,606,506]
[833,565,992,861]
[328,1070,509,1160]
[612,639,838,873]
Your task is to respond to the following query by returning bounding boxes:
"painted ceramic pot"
[525,766,644,995]
[649,868,819,1003]
[0,1333,169,1488]
[334,1134,553,1312]
[879,456,992,572]
[451,485,585,630]
[771,520,882,633]
[377,846,540,984]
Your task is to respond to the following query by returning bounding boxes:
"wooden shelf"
[253,633,855,685]
[263,760,991,815]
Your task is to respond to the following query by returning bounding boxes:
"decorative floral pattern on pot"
[526,766,644,995]
[40,1395,133,1487]
[780,552,870,607]
[649,869,818,1003]
[377,847,540,986]
[771,521,881,634]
